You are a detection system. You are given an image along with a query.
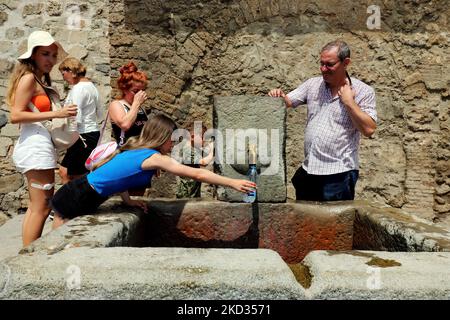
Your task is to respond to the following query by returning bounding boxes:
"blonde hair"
[58,57,87,77]
[93,114,177,170]
[6,58,51,107]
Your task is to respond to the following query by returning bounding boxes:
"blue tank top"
[87,148,159,197]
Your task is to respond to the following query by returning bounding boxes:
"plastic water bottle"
[243,164,257,203]
[65,97,77,132]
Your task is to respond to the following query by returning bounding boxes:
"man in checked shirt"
[268,40,377,201]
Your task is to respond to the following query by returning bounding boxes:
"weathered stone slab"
[302,250,450,300]
[0,214,53,261]
[213,96,286,202]
[353,201,450,252]
[0,247,305,300]
[19,200,144,256]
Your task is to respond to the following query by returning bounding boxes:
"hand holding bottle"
[243,164,257,203]
[64,97,78,131]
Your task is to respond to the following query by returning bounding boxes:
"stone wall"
[0,0,449,224]
[108,0,449,221]
[0,0,111,222]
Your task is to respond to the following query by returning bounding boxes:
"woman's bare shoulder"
[17,73,37,92]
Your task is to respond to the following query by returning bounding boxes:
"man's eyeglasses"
[319,60,340,69]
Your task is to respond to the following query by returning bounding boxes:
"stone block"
[0,124,19,138]
[303,251,450,299]
[22,3,44,17]
[0,137,12,157]
[20,201,144,255]
[25,17,44,28]
[229,5,247,28]
[155,90,175,104]
[189,33,207,52]
[247,0,263,21]
[0,12,8,26]
[161,75,185,97]
[2,0,19,10]
[214,95,286,202]
[45,0,62,16]
[238,0,255,24]
[0,41,13,54]
[0,173,22,194]
[68,45,88,59]
[5,27,24,40]
[269,0,280,16]
[0,113,7,128]
[1,247,305,299]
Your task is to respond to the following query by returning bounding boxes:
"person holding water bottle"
[7,30,77,246]
[58,57,102,184]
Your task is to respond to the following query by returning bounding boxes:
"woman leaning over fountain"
[50,114,256,228]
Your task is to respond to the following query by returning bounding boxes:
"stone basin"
[2,199,450,299]
[139,199,450,264]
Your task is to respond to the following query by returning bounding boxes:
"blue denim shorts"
[291,167,359,201]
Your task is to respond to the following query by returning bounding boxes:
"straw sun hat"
[18,30,68,63]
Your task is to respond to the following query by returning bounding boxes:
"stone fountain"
[1,96,450,300]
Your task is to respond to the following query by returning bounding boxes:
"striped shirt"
[287,76,377,175]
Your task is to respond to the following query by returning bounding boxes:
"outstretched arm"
[142,154,256,193]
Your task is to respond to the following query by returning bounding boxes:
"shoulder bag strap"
[33,74,61,111]
[116,101,129,146]
[96,111,110,147]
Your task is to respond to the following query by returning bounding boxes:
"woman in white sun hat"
[6,30,78,247]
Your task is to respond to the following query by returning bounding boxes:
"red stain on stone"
[148,202,354,264]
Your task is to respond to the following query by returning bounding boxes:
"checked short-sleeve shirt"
[287,76,377,175]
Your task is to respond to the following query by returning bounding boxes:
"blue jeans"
[291,167,359,201]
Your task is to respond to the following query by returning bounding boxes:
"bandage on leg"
[30,182,55,190]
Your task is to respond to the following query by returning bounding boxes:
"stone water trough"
[1,96,450,299]
[1,199,450,299]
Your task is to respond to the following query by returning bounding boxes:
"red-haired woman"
[108,61,149,195]
[108,61,148,146]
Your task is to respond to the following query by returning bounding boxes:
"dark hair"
[321,40,351,61]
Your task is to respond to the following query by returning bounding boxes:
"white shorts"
[12,123,57,174]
